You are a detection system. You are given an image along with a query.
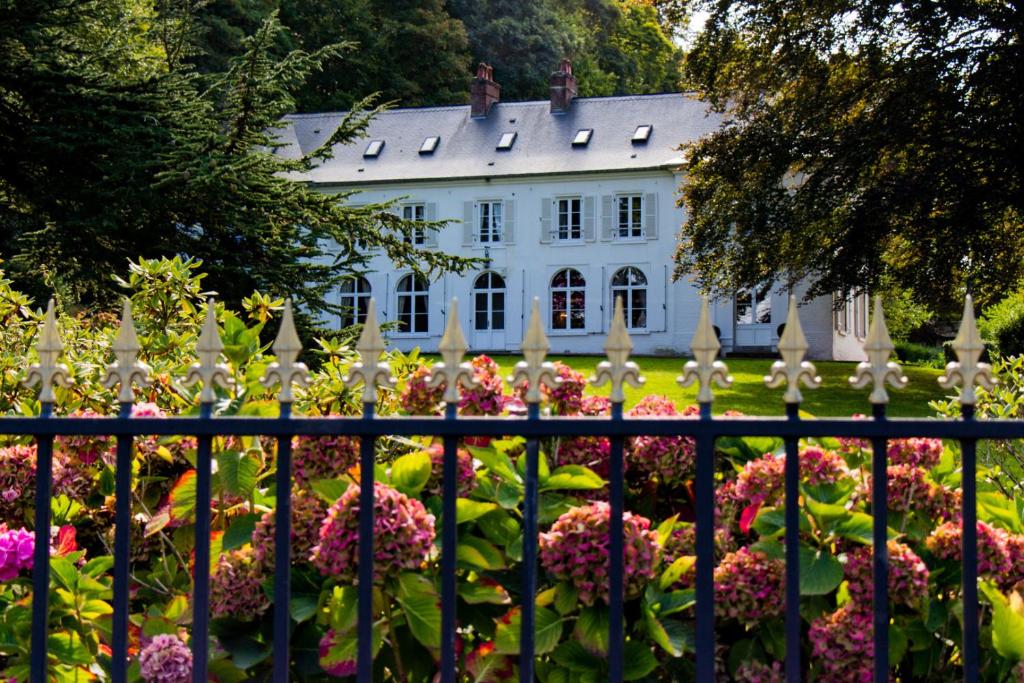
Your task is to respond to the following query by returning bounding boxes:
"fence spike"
[102,299,151,404]
[849,296,907,403]
[260,300,309,403]
[939,295,997,406]
[510,298,560,404]
[678,297,731,404]
[185,300,234,403]
[427,299,479,405]
[765,296,821,404]
[343,298,395,404]
[24,299,72,403]
[592,296,644,403]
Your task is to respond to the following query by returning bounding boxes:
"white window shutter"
[463,201,474,246]
[583,196,596,241]
[644,193,658,239]
[540,198,552,244]
[424,203,438,247]
[601,195,614,240]
[504,199,515,243]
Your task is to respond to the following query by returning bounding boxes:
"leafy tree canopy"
[675,0,1023,312]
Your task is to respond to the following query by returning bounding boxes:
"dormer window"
[419,136,439,154]
[572,129,593,146]
[497,132,517,150]
[363,139,385,157]
[631,125,652,144]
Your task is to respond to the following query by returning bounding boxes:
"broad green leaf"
[978,492,1021,533]
[467,445,520,484]
[574,606,609,655]
[48,631,92,666]
[222,513,261,551]
[798,545,844,596]
[541,465,604,491]
[390,451,432,496]
[456,498,498,524]
[494,606,563,656]
[216,450,260,497]
[49,557,78,591]
[396,592,441,650]
[311,478,349,504]
[983,585,1024,661]
[164,595,189,622]
[554,582,579,616]
[168,470,197,523]
[645,610,691,657]
[458,580,511,605]
[622,640,659,680]
[834,512,897,544]
[457,535,506,570]
[551,640,602,673]
[659,556,695,591]
[475,509,520,546]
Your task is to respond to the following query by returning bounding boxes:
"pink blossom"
[809,605,874,683]
[400,365,444,416]
[291,425,360,487]
[209,547,269,621]
[713,547,784,626]
[0,445,36,524]
[0,525,34,581]
[926,520,1012,581]
[459,356,507,416]
[887,437,943,469]
[138,633,192,683]
[251,489,327,568]
[625,396,697,486]
[735,659,784,683]
[423,444,477,498]
[844,541,929,608]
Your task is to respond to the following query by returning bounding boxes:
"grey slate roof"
[281,93,723,185]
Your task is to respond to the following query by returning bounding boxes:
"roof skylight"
[572,129,593,146]
[419,136,440,154]
[631,125,652,143]
[363,139,385,157]
[496,132,517,150]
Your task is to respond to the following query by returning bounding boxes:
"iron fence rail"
[11,293,1019,683]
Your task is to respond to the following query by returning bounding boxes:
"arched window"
[397,274,429,333]
[473,272,506,330]
[610,267,647,330]
[551,268,586,330]
[339,276,371,328]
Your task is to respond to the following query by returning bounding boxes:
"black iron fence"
[8,294,1023,683]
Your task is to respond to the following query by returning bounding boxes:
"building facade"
[282,62,867,360]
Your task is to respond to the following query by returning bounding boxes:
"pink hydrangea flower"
[926,520,1012,579]
[539,502,660,606]
[312,482,435,583]
[459,356,507,416]
[887,437,943,469]
[882,464,932,514]
[714,548,785,626]
[1005,534,1024,592]
[209,547,269,621]
[0,445,36,524]
[836,414,870,453]
[0,525,34,581]
[139,633,192,683]
[548,362,587,415]
[553,435,612,476]
[423,444,477,498]
[799,446,849,486]
[736,447,848,508]
[291,426,360,487]
[844,541,929,608]
[400,365,444,416]
[809,605,874,683]
[251,489,327,568]
[735,659,784,683]
[625,396,697,486]
[579,395,611,416]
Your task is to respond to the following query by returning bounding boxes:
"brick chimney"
[549,59,577,113]
[470,63,500,118]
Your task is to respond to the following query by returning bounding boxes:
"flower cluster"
[887,437,943,469]
[548,362,587,414]
[312,482,435,583]
[251,489,327,568]
[0,445,36,524]
[400,365,444,416]
[0,525,34,581]
[139,633,192,683]
[459,355,506,416]
[56,409,112,465]
[423,444,477,498]
[926,520,1024,589]
[209,547,270,621]
[808,605,874,683]
[553,435,612,477]
[292,427,360,487]
[735,447,848,508]
[539,502,660,606]
[879,464,959,520]
[734,659,784,683]
[836,414,870,454]
[626,396,696,486]
[843,541,929,608]
[799,446,849,486]
[713,548,785,626]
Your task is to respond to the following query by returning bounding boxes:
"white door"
[735,286,773,347]
[471,272,507,351]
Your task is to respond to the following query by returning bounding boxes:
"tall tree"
[674,0,1023,311]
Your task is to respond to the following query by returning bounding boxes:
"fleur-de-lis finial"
[343,298,395,403]
[592,296,644,403]
[185,300,234,403]
[678,297,731,404]
[939,295,997,406]
[426,299,478,405]
[849,296,907,404]
[510,298,560,404]
[260,300,309,403]
[765,296,821,403]
[24,299,71,403]
[103,299,151,403]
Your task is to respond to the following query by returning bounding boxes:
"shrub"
[894,340,945,368]
[980,289,1024,358]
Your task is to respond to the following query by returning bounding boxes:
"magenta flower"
[400,365,444,416]
[251,489,327,568]
[0,525,34,581]
[809,605,874,683]
[626,395,697,486]
[0,445,36,524]
[713,547,784,626]
[734,659,784,683]
[423,444,477,498]
[312,482,435,583]
[579,395,611,416]
[459,355,507,416]
[836,414,871,453]
[209,547,270,621]
[887,437,943,469]
[735,454,784,507]
[292,425,360,487]
[926,520,1012,580]
[844,541,929,608]
[548,362,587,415]
[139,633,192,683]
[56,409,112,465]
[538,502,660,606]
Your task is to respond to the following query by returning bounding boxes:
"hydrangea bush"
[0,258,1023,682]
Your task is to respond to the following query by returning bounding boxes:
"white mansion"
[282,62,867,360]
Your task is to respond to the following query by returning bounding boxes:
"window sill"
[548,329,589,336]
[390,332,432,339]
[549,240,586,246]
[472,243,505,249]
[612,236,646,243]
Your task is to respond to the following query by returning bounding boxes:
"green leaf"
[494,606,563,656]
[457,535,506,570]
[978,491,1021,533]
[467,445,520,484]
[311,478,349,504]
[834,512,896,544]
[458,580,511,605]
[541,465,604,491]
[551,640,603,673]
[475,509,520,546]
[390,451,432,496]
[659,556,695,591]
[984,585,1024,661]
[223,513,261,551]
[622,640,659,680]
[456,498,498,524]
[574,606,609,655]
[645,610,691,656]
[554,582,579,616]
[395,592,442,650]
[48,631,92,666]
[49,557,79,591]
[216,450,260,497]
[168,470,197,523]
[799,545,844,596]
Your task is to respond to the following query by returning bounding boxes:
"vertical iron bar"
[961,405,978,683]
[871,403,889,683]
[30,403,54,681]
[694,402,715,682]
[440,402,459,683]
[272,402,293,683]
[357,402,376,683]
[520,403,540,683]
[783,403,800,683]
[192,403,213,683]
[112,402,133,683]
[608,402,625,683]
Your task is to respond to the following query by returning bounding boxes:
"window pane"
[492,273,505,288]
[569,270,585,287]
[492,310,504,330]
[475,292,488,330]
[492,292,504,314]
[552,270,568,288]
[398,296,411,331]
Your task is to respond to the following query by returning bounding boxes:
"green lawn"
[455,355,948,417]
